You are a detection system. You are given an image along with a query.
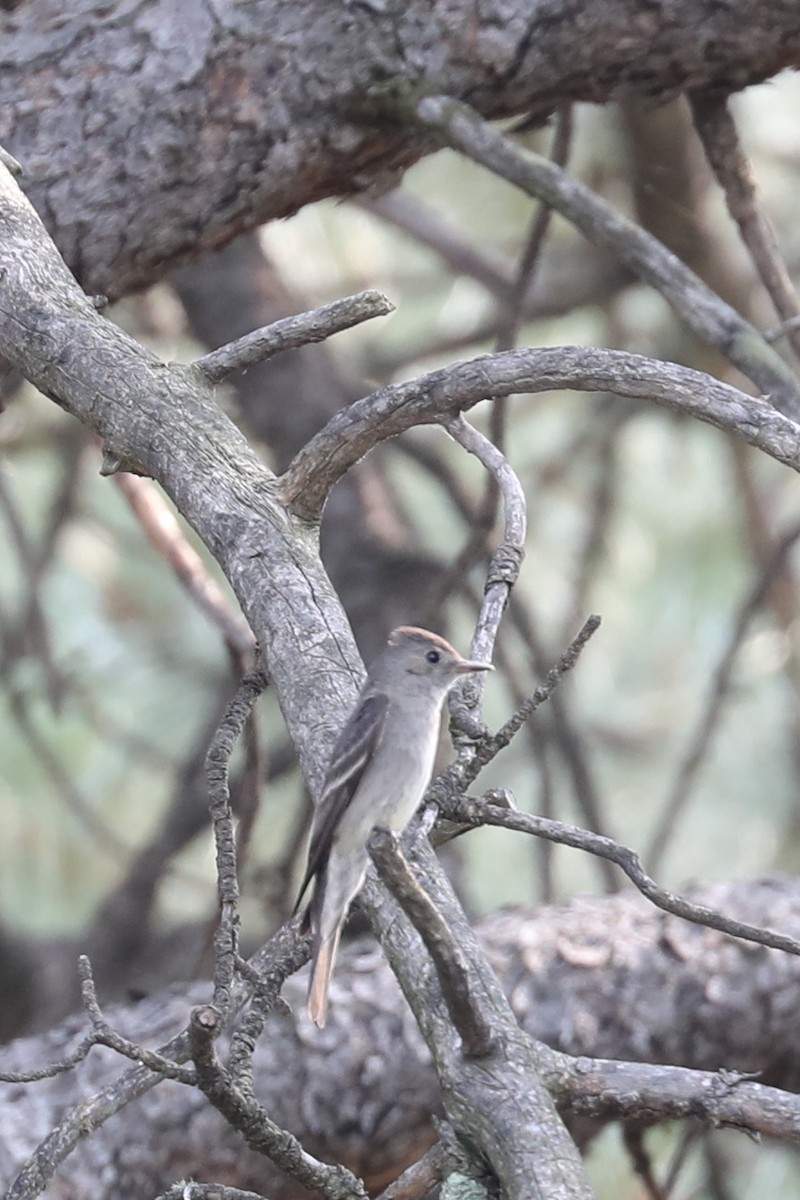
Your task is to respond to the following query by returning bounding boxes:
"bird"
[293,626,492,1027]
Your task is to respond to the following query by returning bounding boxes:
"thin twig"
[0,957,194,1086]
[77,956,195,1082]
[360,193,520,305]
[495,104,574,353]
[440,794,800,958]
[661,1128,700,1200]
[0,433,86,707]
[194,291,394,384]
[5,685,130,858]
[623,1127,665,1200]
[460,614,601,784]
[6,921,311,1200]
[490,632,558,900]
[367,257,630,379]
[205,669,269,1015]
[563,405,626,640]
[445,416,526,734]
[188,1005,369,1200]
[368,828,496,1058]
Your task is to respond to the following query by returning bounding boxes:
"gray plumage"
[293,626,492,1026]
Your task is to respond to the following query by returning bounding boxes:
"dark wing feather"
[293,689,389,917]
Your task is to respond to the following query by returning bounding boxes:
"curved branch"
[281,348,800,520]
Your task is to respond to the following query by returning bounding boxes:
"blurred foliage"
[3,69,800,1199]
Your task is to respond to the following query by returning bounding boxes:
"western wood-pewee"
[293,625,492,1027]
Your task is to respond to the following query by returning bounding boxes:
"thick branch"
[0,160,362,800]
[549,1056,800,1141]
[368,829,496,1059]
[2,2,799,297]
[4,879,800,1197]
[0,157,590,1200]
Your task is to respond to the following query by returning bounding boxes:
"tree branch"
[368,828,496,1059]
[438,794,800,959]
[280,348,800,522]
[3,1,799,297]
[412,95,800,416]
[193,291,394,385]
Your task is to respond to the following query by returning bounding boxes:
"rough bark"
[171,237,448,662]
[1,0,799,298]
[2,878,800,1199]
[0,150,594,1200]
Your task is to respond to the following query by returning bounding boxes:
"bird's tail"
[307,924,343,1028]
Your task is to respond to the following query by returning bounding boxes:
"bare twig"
[623,1127,665,1200]
[496,104,574,353]
[205,669,269,1015]
[188,1005,369,1200]
[367,257,631,379]
[77,957,195,1082]
[0,957,194,1086]
[193,291,394,384]
[457,615,601,785]
[0,429,86,705]
[691,94,800,364]
[563,405,626,639]
[360,193,520,305]
[505,604,617,891]
[4,686,130,858]
[440,794,800,958]
[6,921,311,1200]
[280,347,800,522]
[444,416,526,733]
[489,633,559,900]
[413,94,800,417]
[368,828,496,1058]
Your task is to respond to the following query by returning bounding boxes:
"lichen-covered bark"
[1,878,799,1199]
[1,0,799,298]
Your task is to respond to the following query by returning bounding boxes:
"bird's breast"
[332,703,441,850]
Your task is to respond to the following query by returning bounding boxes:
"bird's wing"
[292,689,390,915]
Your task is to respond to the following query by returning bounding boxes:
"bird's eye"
[426,649,440,664]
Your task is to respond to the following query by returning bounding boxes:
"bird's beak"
[455,659,494,674]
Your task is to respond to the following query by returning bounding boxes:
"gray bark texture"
[3,5,800,1198]
[1,878,800,1199]
[0,141,594,1200]
[0,0,798,298]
